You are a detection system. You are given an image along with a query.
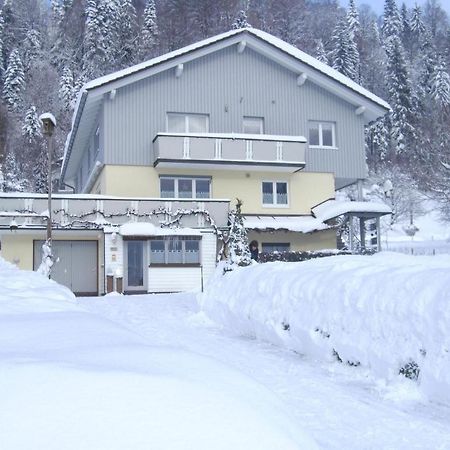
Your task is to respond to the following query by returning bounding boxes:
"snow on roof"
[312,200,392,222]
[119,222,202,237]
[81,28,390,111]
[39,112,57,127]
[243,215,329,234]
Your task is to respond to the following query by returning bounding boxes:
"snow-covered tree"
[315,39,328,64]
[112,0,138,69]
[232,9,250,29]
[226,199,252,268]
[22,105,42,143]
[331,16,359,81]
[2,49,25,113]
[23,29,42,70]
[59,67,76,110]
[347,0,360,38]
[0,10,5,76]
[410,3,426,35]
[33,147,48,193]
[430,55,450,108]
[140,0,159,60]
[2,151,26,192]
[382,0,401,43]
[366,117,390,165]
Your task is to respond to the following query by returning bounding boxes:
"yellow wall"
[248,229,337,252]
[94,165,335,214]
[0,232,104,292]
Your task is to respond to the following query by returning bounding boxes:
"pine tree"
[3,151,26,192]
[59,67,76,110]
[140,0,159,60]
[2,49,25,113]
[385,35,414,158]
[232,9,250,29]
[33,147,48,193]
[23,29,42,70]
[112,0,138,69]
[430,55,450,108]
[0,10,5,76]
[347,0,360,38]
[315,39,328,64]
[410,4,426,35]
[331,16,359,81]
[226,199,252,268]
[22,105,42,143]
[382,0,401,43]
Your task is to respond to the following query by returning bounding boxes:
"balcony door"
[125,240,147,292]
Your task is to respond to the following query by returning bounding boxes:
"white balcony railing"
[153,132,306,172]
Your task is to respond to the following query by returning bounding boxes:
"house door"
[33,240,98,296]
[124,240,147,292]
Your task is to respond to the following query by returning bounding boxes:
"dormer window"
[167,113,209,133]
[308,121,336,148]
[243,116,264,134]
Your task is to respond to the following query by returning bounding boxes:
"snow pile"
[0,257,77,315]
[200,253,450,405]
[0,257,317,450]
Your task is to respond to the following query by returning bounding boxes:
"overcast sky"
[349,0,450,14]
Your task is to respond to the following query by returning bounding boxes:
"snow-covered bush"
[200,253,450,405]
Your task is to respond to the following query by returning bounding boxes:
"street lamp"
[39,112,56,277]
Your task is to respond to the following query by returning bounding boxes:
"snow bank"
[200,254,450,405]
[0,257,77,315]
[0,258,317,449]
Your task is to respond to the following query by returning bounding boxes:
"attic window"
[308,121,336,148]
[167,113,209,133]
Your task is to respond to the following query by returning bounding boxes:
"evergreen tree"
[430,55,450,108]
[347,0,360,38]
[33,147,48,193]
[385,35,414,158]
[410,4,426,36]
[22,105,42,143]
[232,9,250,29]
[140,0,159,60]
[112,0,138,69]
[315,39,328,64]
[3,151,26,192]
[0,10,5,76]
[23,29,42,70]
[2,49,25,113]
[382,0,401,43]
[331,16,359,81]
[59,67,76,110]
[226,199,252,268]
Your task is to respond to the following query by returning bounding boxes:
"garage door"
[34,240,98,295]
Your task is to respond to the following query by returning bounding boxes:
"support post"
[376,216,381,252]
[359,218,366,250]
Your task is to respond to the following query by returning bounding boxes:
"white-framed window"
[149,237,201,265]
[167,113,209,133]
[308,121,336,148]
[262,181,288,206]
[160,176,211,199]
[262,243,290,253]
[243,116,264,134]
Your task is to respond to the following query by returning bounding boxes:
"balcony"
[153,132,306,172]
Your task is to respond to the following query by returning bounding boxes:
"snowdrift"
[0,258,317,450]
[200,253,450,405]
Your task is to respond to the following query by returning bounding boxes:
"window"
[262,243,290,253]
[243,116,264,134]
[167,113,209,133]
[308,121,336,148]
[160,176,211,199]
[262,181,288,206]
[149,237,201,265]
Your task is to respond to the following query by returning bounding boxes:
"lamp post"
[39,113,56,277]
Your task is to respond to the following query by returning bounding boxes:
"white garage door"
[34,240,98,295]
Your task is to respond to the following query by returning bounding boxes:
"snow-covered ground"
[3,255,450,449]
[0,258,316,450]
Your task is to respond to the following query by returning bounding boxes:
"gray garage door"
[34,240,98,295]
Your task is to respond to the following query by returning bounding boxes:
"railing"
[0,194,230,230]
[153,132,306,170]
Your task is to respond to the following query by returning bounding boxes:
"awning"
[312,199,392,222]
[243,215,329,234]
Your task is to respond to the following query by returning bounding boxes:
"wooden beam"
[237,41,246,53]
[175,64,184,78]
[355,106,366,115]
[297,72,308,86]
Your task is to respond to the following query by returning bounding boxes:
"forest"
[0,0,449,221]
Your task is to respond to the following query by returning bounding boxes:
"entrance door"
[125,240,147,292]
[34,240,98,295]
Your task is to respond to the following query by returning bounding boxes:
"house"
[0,28,390,295]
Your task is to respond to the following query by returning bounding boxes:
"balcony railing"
[153,132,306,172]
[0,194,230,230]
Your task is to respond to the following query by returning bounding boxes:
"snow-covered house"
[0,28,390,295]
